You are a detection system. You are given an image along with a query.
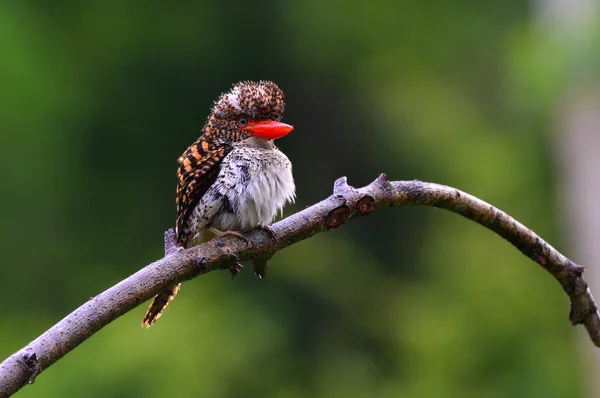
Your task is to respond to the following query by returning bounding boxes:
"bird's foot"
[257,225,278,243]
[209,227,252,248]
[225,253,244,279]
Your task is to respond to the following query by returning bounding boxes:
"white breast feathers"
[188,138,295,242]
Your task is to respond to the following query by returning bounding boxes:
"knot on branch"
[326,205,350,228]
[21,353,40,384]
[570,300,599,325]
[356,196,375,214]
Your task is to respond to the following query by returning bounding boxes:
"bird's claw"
[255,269,266,279]
[252,257,271,279]
[209,227,252,248]
[230,263,244,279]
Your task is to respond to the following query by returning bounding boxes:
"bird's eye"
[237,117,249,127]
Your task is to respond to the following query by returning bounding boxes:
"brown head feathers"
[211,80,286,121]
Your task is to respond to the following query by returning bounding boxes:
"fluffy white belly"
[187,141,295,245]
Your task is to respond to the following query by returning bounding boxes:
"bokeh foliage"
[0,1,588,397]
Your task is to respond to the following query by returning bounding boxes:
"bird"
[142,80,296,327]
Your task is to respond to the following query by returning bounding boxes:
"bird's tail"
[142,283,181,327]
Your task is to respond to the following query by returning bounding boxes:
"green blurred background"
[1,1,599,397]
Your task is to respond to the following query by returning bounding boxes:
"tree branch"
[1,174,598,396]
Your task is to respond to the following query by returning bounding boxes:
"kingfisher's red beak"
[244,120,294,140]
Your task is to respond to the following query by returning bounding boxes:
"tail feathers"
[142,283,181,327]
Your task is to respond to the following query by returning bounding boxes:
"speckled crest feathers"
[211,80,286,121]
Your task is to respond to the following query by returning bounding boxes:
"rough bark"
[1,175,598,397]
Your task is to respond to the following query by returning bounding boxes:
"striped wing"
[142,139,230,327]
[176,138,231,247]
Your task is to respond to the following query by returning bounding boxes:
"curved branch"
[1,175,598,396]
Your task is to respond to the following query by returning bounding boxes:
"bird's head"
[205,80,293,144]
